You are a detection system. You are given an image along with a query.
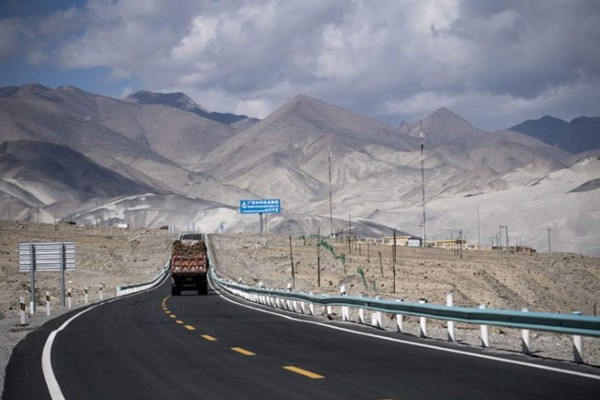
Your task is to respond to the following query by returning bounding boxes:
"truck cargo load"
[170,234,209,295]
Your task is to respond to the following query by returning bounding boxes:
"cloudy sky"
[1,0,599,130]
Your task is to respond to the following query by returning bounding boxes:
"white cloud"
[171,16,217,63]
[1,0,599,128]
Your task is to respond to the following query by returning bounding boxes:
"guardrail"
[116,260,170,296]
[207,237,600,364]
[210,269,600,336]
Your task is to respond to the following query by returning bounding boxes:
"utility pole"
[477,205,481,248]
[348,213,352,255]
[499,225,508,252]
[393,228,397,293]
[420,122,427,248]
[328,148,333,238]
[289,235,295,289]
[317,228,321,287]
[547,228,552,254]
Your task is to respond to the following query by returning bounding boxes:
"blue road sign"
[240,199,280,214]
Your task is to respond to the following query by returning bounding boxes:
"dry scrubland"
[0,221,170,318]
[0,221,171,395]
[211,233,600,366]
[1,224,599,375]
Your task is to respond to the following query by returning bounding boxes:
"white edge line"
[209,276,600,382]
[42,271,170,400]
[42,305,99,400]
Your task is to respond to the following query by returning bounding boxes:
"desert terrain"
[1,222,599,396]
[0,221,170,318]
[211,233,600,366]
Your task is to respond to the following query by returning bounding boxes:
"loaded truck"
[170,233,209,295]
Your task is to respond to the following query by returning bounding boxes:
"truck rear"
[170,234,209,295]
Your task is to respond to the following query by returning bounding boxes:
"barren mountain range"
[0,83,598,256]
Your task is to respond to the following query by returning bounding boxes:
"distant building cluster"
[357,236,536,254]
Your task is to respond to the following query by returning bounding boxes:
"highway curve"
[3,280,600,399]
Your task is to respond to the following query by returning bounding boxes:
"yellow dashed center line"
[231,347,256,356]
[160,298,326,382]
[283,366,324,379]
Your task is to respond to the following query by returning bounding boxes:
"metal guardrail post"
[395,299,404,333]
[480,304,489,348]
[521,308,531,354]
[359,308,365,324]
[447,292,455,342]
[573,335,584,364]
[419,300,427,337]
[573,311,584,363]
[372,311,383,329]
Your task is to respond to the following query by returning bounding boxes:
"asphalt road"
[4,280,600,399]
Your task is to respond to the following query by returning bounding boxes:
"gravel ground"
[210,233,600,367]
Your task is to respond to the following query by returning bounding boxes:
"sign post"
[19,242,75,311]
[29,244,36,314]
[240,199,281,234]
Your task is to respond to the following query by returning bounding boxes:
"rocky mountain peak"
[399,106,478,146]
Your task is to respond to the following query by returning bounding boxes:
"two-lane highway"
[4,279,600,399]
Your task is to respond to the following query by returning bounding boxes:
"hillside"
[1,84,599,256]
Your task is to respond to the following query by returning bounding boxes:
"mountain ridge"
[0,83,599,256]
[510,115,600,153]
[124,90,260,128]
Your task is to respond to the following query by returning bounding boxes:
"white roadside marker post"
[480,304,489,348]
[19,296,26,326]
[99,284,103,300]
[572,311,584,364]
[395,299,404,334]
[521,308,530,354]
[67,288,72,309]
[326,305,333,317]
[46,291,51,317]
[340,285,350,321]
[447,292,455,342]
[84,287,89,304]
[419,299,427,338]
[371,311,383,328]
[358,308,365,324]
[573,335,584,364]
